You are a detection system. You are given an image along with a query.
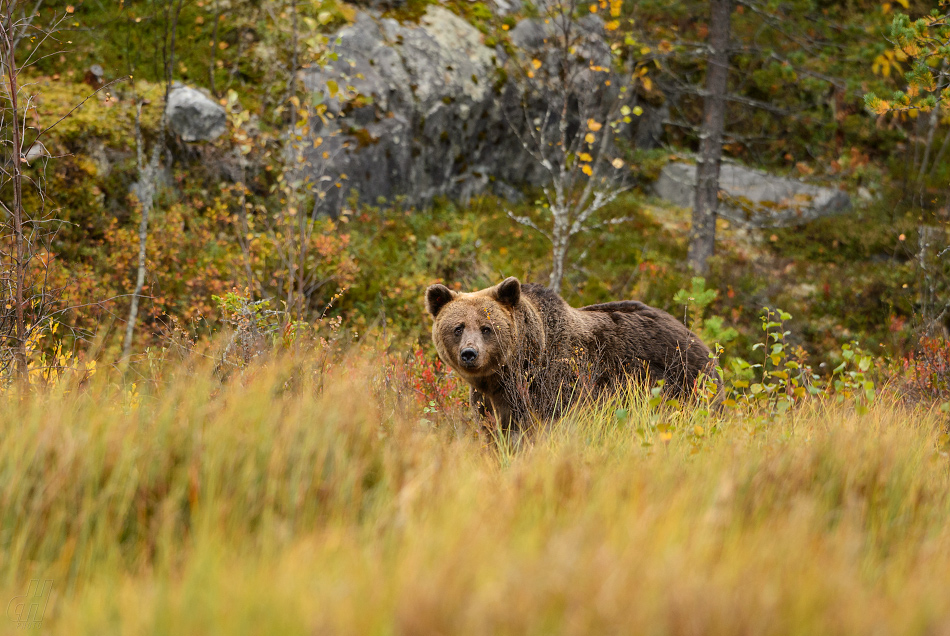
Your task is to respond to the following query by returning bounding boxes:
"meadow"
[2,346,949,636]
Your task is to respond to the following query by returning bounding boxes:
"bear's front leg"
[481,392,516,436]
[470,387,489,418]
[470,387,514,433]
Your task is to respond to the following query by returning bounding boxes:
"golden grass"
[2,355,950,635]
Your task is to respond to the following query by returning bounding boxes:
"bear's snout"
[460,347,479,366]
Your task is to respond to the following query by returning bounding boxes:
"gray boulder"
[300,7,659,214]
[301,8,543,213]
[653,161,852,228]
[297,7,663,214]
[166,86,227,142]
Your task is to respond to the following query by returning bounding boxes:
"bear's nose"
[460,348,478,364]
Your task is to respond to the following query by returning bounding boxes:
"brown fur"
[425,277,719,433]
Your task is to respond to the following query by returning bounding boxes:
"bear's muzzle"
[460,348,479,367]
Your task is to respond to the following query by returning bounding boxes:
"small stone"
[83,64,104,87]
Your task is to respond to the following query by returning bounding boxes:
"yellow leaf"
[611,158,625,169]
[584,132,595,143]
[610,0,622,16]
[587,119,603,131]
[895,0,908,7]
[531,58,542,70]
[605,20,619,31]
[659,431,673,442]
[579,152,593,162]
[633,106,643,116]
[326,79,339,97]
[339,4,356,21]
[872,54,886,76]
[581,164,593,176]
[589,2,598,12]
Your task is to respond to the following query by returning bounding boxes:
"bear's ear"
[495,277,521,307]
[426,284,456,318]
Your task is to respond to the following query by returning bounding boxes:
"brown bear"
[425,277,719,433]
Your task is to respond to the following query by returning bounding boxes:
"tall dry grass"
[1,352,949,635]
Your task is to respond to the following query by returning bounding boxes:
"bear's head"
[425,277,522,378]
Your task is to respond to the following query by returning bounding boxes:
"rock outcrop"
[653,161,852,228]
[301,8,540,213]
[295,7,666,214]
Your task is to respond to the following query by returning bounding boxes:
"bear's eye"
[454,324,464,337]
[481,326,492,336]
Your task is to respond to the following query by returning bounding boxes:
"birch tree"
[505,0,641,292]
